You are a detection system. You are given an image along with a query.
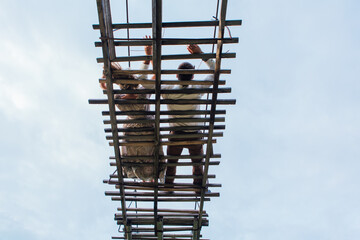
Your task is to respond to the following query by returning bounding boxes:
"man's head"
[103,63,138,90]
[177,62,195,81]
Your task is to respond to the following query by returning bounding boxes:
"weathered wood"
[105,132,223,141]
[102,110,226,116]
[197,1,229,238]
[111,197,210,202]
[95,0,128,230]
[95,37,238,47]
[116,213,209,218]
[109,139,216,147]
[107,191,218,197]
[107,68,231,75]
[107,181,222,188]
[104,125,226,133]
[89,98,236,105]
[107,88,231,95]
[110,174,216,180]
[119,208,207,214]
[93,19,242,29]
[116,218,209,226]
[100,78,226,85]
[109,154,221,160]
[109,161,221,167]
[96,52,235,62]
[130,226,195,232]
[103,117,225,125]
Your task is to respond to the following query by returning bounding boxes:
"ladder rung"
[95,37,238,47]
[89,98,236,105]
[93,19,242,30]
[107,87,231,95]
[109,139,216,147]
[106,79,226,85]
[103,117,225,125]
[109,161,221,167]
[96,52,235,62]
[105,132,223,140]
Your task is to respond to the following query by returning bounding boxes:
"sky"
[0,0,359,239]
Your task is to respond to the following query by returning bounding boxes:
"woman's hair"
[103,62,138,90]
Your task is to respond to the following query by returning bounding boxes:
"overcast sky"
[0,0,359,239]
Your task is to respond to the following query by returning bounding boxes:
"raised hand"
[187,44,203,54]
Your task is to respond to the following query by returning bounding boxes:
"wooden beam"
[152,0,162,234]
[93,19,242,29]
[197,1,229,239]
[95,37,238,47]
[102,110,227,116]
[96,52,236,62]
[89,98,236,105]
[95,0,128,232]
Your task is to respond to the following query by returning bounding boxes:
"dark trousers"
[165,131,204,185]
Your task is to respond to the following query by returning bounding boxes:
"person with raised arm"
[141,44,215,191]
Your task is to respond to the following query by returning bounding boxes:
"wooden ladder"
[89,0,241,239]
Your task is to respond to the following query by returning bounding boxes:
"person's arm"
[187,44,215,86]
[138,35,152,81]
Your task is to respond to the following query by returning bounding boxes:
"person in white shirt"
[142,44,215,189]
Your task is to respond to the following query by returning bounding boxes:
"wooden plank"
[107,87,231,95]
[102,110,226,116]
[116,218,208,226]
[110,175,216,180]
[105,79,226,86]
[112,197,211,202]
[109,154,221,160]
[107,181,222,188]
[104,125,226,133]
[197,1,229,238]
[119,208,207,214]
[130,226,195,232]
[95,0,128,231]
[105,132,223,140]
[103,117,225,125]
[93,19,242,29]
[89,98,236,105]
[109,139,216,147]
[107,68,231,75]
[96,52,235,62]
[107,191,218,197]
[95,37,238,47]
[109,161,221,167]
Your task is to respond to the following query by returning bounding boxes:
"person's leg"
[188,144,204,186]
[165,144,183,184]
